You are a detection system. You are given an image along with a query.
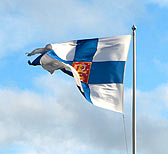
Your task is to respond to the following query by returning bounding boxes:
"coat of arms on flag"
[72,62,92,83]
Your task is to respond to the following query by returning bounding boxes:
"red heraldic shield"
[72,62,92,83]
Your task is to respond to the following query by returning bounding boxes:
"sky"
[0,0,168,154]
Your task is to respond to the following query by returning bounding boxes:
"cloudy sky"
[0,0,168,154]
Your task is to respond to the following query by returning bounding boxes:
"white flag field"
[27,35,131,113]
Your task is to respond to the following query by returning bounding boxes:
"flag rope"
[122,114,129,154]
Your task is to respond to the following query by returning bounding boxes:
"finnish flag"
[27,35,131,113]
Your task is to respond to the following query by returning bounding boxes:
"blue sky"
[0,0,168,154]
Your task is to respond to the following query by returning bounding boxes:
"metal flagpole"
[132,25,137,154]
[132,25,136,154]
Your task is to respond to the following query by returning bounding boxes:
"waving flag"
[27,35,131,113]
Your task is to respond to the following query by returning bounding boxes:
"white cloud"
[0,0,147,57]
[0,76,125,154]
[135,84,168,154]
[0,74,168,154]
[148,0,168,7]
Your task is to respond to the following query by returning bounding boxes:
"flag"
[27,35,131,113]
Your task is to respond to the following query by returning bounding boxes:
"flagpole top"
[132,25,137,31]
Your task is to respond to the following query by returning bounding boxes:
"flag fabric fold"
[27,35,131,113]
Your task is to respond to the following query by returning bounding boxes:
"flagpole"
[132,25,137,154]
